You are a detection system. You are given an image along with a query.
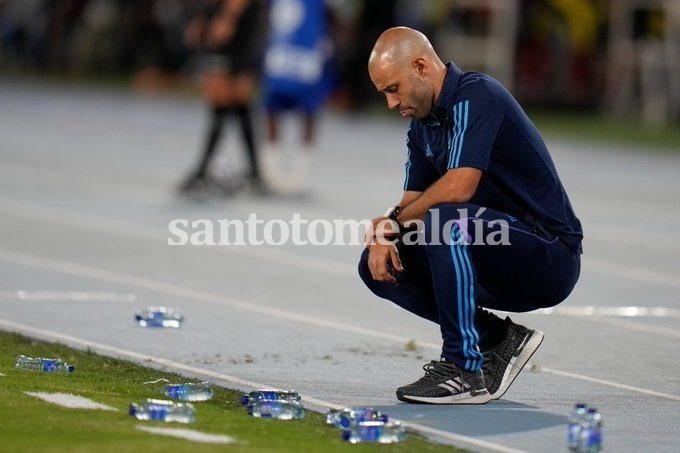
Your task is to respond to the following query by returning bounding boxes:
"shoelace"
[481,351,492,374]
[419,360,459,383]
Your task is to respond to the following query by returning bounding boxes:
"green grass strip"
[0,331,465,452]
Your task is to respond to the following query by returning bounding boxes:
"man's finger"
[390,247,404,272]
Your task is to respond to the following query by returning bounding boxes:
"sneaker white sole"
[490,329,544,400]
[399,391,491,405]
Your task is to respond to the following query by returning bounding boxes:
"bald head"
[368,27,436,72]
[368,27,447,119]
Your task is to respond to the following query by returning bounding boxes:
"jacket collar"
[420,62,462,127]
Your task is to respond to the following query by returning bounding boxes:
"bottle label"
[568,424,580,444]
[259,402,274,417]
[165,385,185,399]
[589,431,601,448]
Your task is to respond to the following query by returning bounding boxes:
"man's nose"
[386,94,399,110]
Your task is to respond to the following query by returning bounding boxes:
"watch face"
[386,206,402,219]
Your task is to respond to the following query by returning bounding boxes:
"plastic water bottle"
[578,408,602,453]
[240,389,301,407]
[342,420,406,444]
[129,399,195,423]
[135,306,183,328]
[240,390,304,419]
[15,355,75,374]
[568,403,588,451]
[162,382,214,402]
[326,407,388,429]
[247,399,305,420]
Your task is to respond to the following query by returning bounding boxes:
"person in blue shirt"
[260,0,333,193]
[359,27,583,404]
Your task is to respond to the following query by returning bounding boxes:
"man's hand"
[367,242,404,283]
[364,216,400,247]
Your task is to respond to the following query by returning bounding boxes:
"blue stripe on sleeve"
[455,101,469,168]
[448,103,460,168]
[403,150,412,191]
[448,100,470,169]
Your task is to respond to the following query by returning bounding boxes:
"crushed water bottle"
[240,389,301,406]
[326,407,388,429]
[162,382,214,402]
[129,399,195,423]
[241,390,304,420]
[578,408,602,453]
[568,403,588,451]
[248,399,305,419]
[15,355,75,374]
[342,420,406,444]
[135,306,183,328]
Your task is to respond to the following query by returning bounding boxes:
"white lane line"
[0,248,678,405]
[534,306,680,339]
[136,426,237,445]
[563,316,680,339]
[539,368,680,402]
[537,306,680,318]
[0,248,420,347]
[0,318,516,453]
[2,198,680,288]
[24,392,118,410]
[0,198,352,277]
[0,318,273,389]
[0,290,136,302]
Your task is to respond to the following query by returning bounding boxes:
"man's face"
[370,62,433,119]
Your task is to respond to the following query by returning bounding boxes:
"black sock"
[236,106,259,179]
[475,308,508,351]
[193,106,227,179]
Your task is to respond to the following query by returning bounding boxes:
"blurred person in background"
[259,0,335,194]
[515,0,603,108]
[126,0,189,91]
[0,0,88,72]
[360,27,582,404]
[343,0,397,111]
[179,0,264,196]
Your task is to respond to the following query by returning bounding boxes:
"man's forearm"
[397,180,451,225]
[396,168,480,226]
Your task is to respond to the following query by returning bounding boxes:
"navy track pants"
[358,203,581,371]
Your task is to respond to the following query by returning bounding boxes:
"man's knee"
[357,248,373,286]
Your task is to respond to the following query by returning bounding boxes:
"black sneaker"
[482,318,544,400]
[396,359,491,404]
[177,174,213,196]
[178,174,241,199]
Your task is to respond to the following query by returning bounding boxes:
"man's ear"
[412,57,428,77]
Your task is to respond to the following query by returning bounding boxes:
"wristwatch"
[385,205,404,232]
